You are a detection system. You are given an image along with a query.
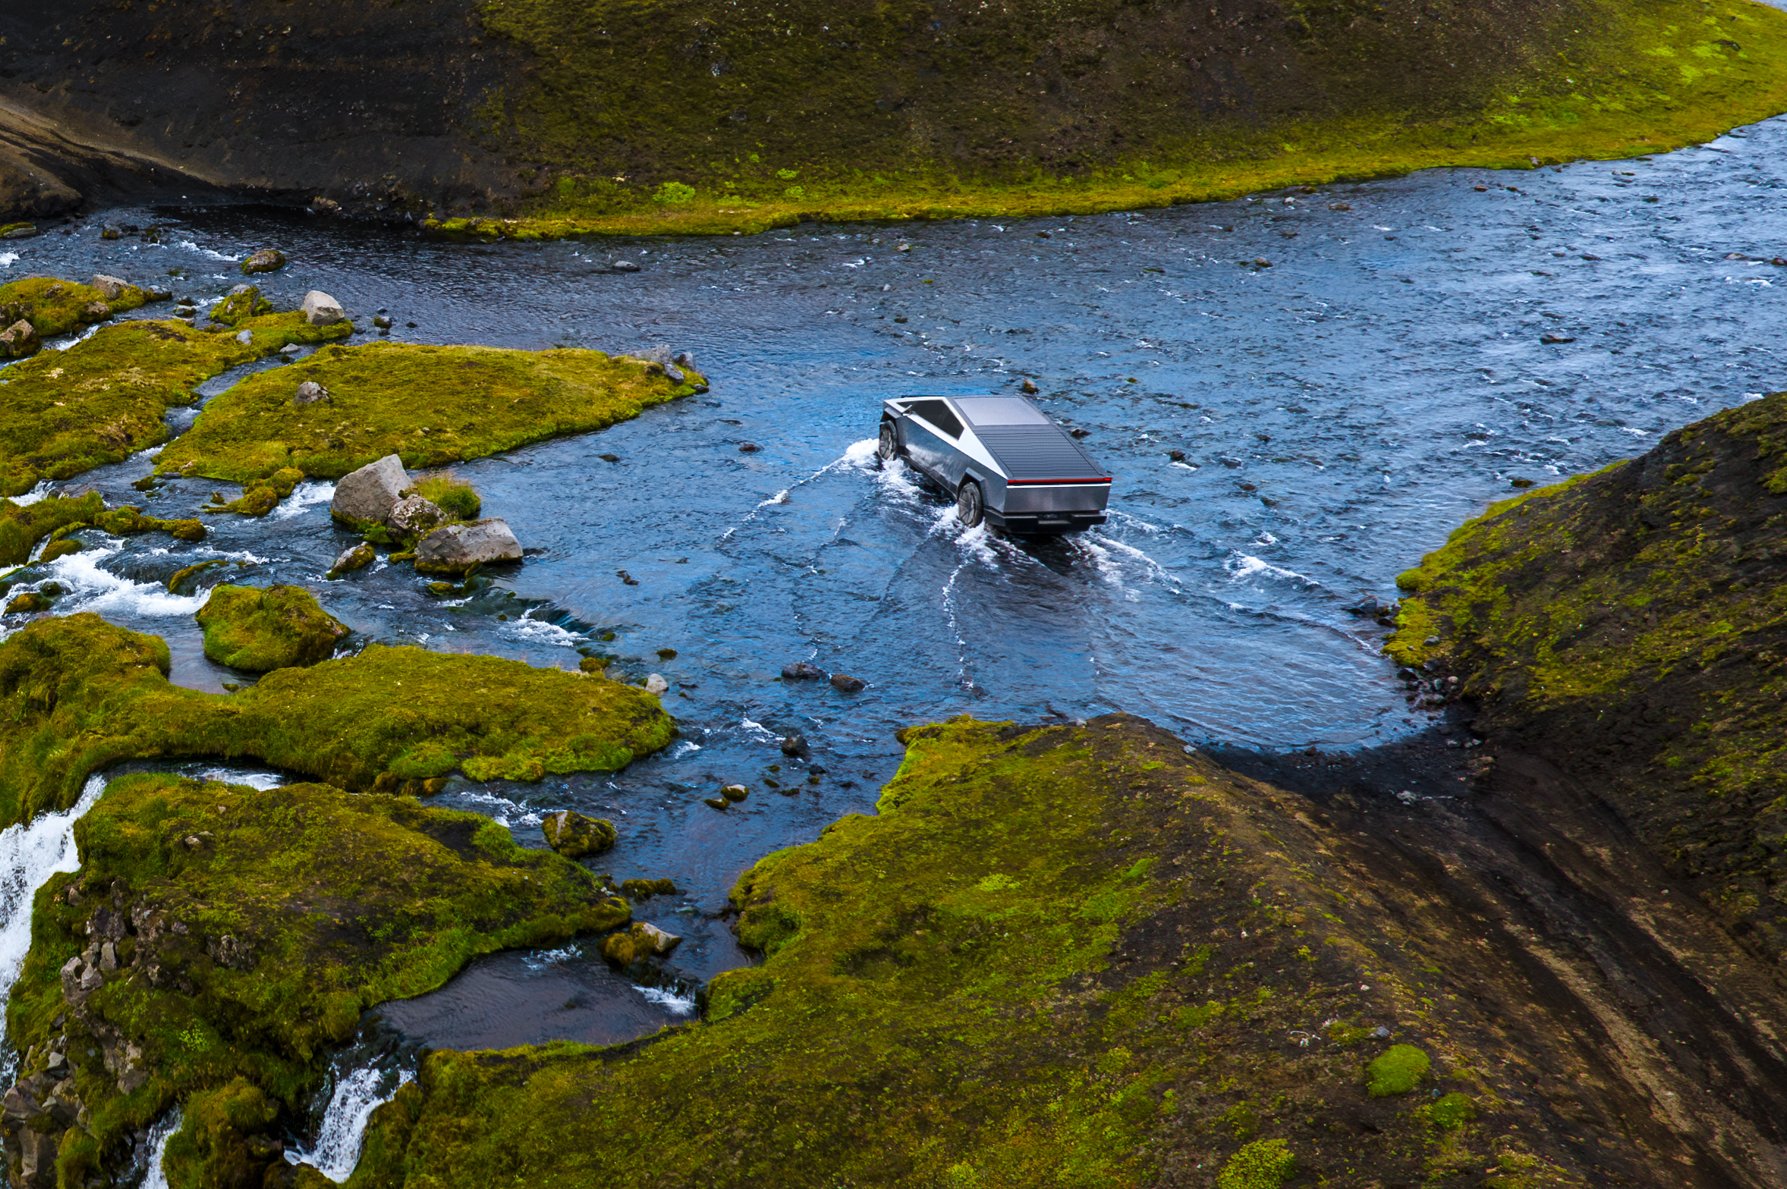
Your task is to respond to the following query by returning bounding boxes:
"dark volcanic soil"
[1217,730,1787,1187]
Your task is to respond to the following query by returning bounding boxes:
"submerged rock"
[829,673,865,693]
[782,661,826,681]
[327,542,376,579]
[331,454,410,526]
[301,289,346,326]
[415,519,523,574]
[720,784,748,803]
[541,810,617,859]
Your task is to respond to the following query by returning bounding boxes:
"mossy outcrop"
[0,315,351,497]
[195,584,351,672]
[349,716,1675,1188]
[1390,390,1787,965]
[0,494,207,570]
[155,342,708,488]
[0,614,674,827]
[0,275,148,358]
[2,0,1787,231]
[540,810,616,859]
[0,772,632,1189]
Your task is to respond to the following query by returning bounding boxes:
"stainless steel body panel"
[880,395,1111,533]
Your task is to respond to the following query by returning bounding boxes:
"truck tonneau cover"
[973,425,1107,481]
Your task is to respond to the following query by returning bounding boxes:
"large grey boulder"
[301,290,345,326]
[415,519,523,574]
[330,454,409,526]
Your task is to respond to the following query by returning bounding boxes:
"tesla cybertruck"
[877,395,1111,533]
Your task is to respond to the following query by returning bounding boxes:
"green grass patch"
[0,315,351,496]
[194,585,350,672]
[1366,1044,1432,1096]
[4,772,631,1186]
[155,342,708,485]
[0,614,674,826]
[0,275,149,357]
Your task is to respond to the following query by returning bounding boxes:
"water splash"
[270,482,336,520]
[636,984,697,1015]
[0,776,107,1073]
[139,1107,182,1189]
[288,1062,414,1183]
[34,545,205,619]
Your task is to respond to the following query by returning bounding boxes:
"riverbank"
[5,0,1787,236]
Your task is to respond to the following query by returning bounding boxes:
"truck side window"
[908,400,963,439]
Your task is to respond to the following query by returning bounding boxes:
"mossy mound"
[0,315,351,497]
[0,614,675,826]
[195,584,350,672]
[0,275,147,357]
[1389,390,1787,964]
[154,342,708,486]
[1,772,632,1188]
[0,494,208,571]
[351,717,1638,1187]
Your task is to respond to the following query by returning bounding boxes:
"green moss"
[347,717,1584,1187]
[0,493,105,566]
[426,0,1787,236]
[0,614,675,826]
[1366,1045,1432,1096]
[0,275,148,357]
[195,584,351,672]
[1427,1092,1479,1130]
[5,772,632,1186]
[0,315,351,496]
[1387,391,1787,961]
[410,472,481,521]
[1217,1139,1296,1189]
[155,342,708,485]
[207,285,273,327]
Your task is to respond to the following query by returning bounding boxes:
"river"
[4,113,1785,1053]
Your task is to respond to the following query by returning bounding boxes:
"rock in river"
[327,542,376,578]
[600,921,681,969]
[241,248,287,275]
[782,661,826,681]
[541,810,616,859]
[331,454,410,526]
[387,494,445,539]
[301,289,345,326]
[830,673,866,693]
[415,519,523,574]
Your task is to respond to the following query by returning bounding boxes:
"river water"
[4,114,1786,1053]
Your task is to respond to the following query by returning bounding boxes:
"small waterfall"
[139,1107,181,1189]
[288,1062,413,1183]
[0,775,107,1076]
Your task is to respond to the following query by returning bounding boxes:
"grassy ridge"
[1389,391,1787,963]
[350,717,1624,1188]
[445,0,1787,235]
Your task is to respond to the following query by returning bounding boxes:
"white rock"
[301,290,345,326]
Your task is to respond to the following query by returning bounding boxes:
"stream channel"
[3,110,1787,1168]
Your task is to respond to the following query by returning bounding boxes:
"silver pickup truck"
[878,395,1112,533]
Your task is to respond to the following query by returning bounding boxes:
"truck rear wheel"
[955,480,985,528]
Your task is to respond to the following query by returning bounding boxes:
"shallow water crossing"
[5,112,1787,1048]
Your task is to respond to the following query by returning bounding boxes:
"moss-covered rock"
[349,716,1638,1187]
[1389,390,1787,964]
[0,772,633,1188]
[540,810,616,859]
[195,584,351,672]
[207,284,273,327]
[0,493,104,566]
[0,274,148,358]
[0,315,351,496]
[0,614,675,826]
[155,341,708,486]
